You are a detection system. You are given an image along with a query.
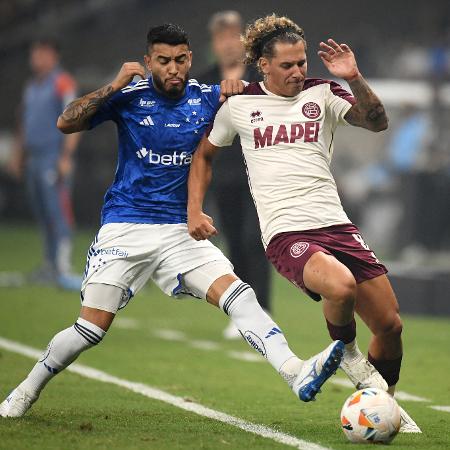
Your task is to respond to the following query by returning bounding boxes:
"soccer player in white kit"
[187,15,420,433]
[0,24,344,419]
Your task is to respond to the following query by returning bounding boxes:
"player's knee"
[328,275,357,307]
[375,313,403,338]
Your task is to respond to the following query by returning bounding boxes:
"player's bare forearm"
[318,39,387,132]
[188,138,216,213]
[345,75,388,132]
[187,137,220,240]
[58,62,146,133]
[57,84,115,133]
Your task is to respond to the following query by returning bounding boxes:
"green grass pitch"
[0,224,449,449]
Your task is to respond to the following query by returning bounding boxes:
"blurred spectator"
[199,11,272,338]
[8,38,82,290]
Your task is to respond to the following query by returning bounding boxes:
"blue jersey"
[89,77,220,225]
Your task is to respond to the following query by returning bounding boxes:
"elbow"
[57,115,82,134]
[373,117,389,132]
[57,116,71,134]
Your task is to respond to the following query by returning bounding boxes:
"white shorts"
[81,223,233,309]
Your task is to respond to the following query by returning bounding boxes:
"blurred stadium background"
[0,0,449,309]
[1,2,450,449]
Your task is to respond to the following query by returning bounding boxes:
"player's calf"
[0,318,105,418]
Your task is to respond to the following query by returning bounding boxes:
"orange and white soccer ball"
[340,388,401,444]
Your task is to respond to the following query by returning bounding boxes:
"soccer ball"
[340,388,401,444]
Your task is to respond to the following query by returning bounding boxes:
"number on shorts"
[352,233,380,263]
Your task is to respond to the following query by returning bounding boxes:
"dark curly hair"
[243,14,305,70]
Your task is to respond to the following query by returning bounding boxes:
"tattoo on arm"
[345,76,388,131]
[60,84,114,131]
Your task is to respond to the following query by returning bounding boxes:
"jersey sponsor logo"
[250,110,264,123]
[253,122,320,149]
[188,98,201,105]
[136,147,192,166]
[243,331,266,357]
[139,98,156,108]
[165,123,181,127]
[302,102,321,119]
[139,115,154,126]
[289,242,310,258]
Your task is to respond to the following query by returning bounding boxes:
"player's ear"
[144,54,152,72]
[259,57,270,76]
[187,50,193,70]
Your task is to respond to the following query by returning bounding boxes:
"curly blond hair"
[243,14,305,67]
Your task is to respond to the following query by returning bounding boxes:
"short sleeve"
[201,83,221,112]
[325,81,355,126]
[207,101,238,148]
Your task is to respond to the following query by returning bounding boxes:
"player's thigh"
[82,223,158,302]
[355,274,402,335]
[153,224,234,300]
[303,251,356,300]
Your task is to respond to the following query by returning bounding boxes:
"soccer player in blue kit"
[1,24,344,418]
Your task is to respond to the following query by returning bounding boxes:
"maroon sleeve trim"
[243,82,267,96]
[303,78,355,105]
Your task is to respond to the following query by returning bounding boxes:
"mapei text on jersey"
[253,122,320,149]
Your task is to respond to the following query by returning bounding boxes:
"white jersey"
[208,79,354,248]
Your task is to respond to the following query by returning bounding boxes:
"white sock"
[344,339,363,361]
[219,280,298,372]
[21,318,105,396]
[279,356,304,388]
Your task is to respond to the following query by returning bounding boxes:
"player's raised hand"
[188,211,218,241]
[318,39,360,81]
[219,79,245,102]
[111,62,146,91]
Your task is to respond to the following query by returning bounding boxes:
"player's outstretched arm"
[187,136,221,240]
[318,39,388,132]
[57,62,146,133]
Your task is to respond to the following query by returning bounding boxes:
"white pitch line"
[394,391,430,402]
[329,377,430,402]
[0,336,332,450]
[114,317,139,330]
[228,350,264,363]
[152,329,186,341]
[190,340,221,351]
[429,405,450,413]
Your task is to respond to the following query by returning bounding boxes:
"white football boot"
[292,340,344,402]
[340,347,388,391]
[398,405,422,433]
[0,385,38,418]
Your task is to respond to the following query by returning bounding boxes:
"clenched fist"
[111,62,146,91]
